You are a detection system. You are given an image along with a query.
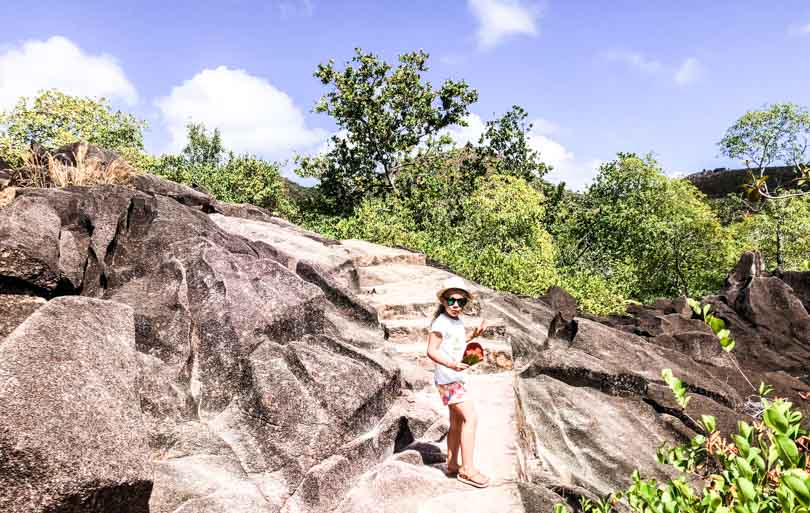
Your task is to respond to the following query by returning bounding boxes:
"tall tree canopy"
[296,48,478,213]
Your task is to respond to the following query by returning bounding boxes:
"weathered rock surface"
[2,156,809,513]
[0,293,45,338]
[0,296,151,513]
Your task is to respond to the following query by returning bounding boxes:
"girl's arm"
[466,318,488,342]
[426,331,469,371]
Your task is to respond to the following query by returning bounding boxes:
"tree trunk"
[775,221,785,272]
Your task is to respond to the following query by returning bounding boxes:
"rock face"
[2,153,809,513]
[0,175,414,512]
[0,297,151,513]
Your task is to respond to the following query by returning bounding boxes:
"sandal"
[457,469,490,488]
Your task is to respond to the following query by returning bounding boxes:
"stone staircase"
[207,223,525,512]
[343,240,514,374]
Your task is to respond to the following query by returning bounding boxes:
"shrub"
[149,123,293,215]
[0,90,147,168]
[728,197,810,272]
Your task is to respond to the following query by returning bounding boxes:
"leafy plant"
[0,90,147,168]
[559,153,735,304]
[555,305,810,513]
[296,48,478,214]
[150,123,293,214]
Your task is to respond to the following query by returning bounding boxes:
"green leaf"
[707,315,726,333]
[776,434,800,467]
[737,477,756,502]
[661,368,691,409]
[735,457,754,480]
[764,404,790,434]
[783,469,810,507]
[701,415,717,433]
[733,435,751,458]
[687,298,703,316]
[553,504,570,513]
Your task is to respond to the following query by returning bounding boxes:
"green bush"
[319,174,560,304]
[728,197,810,272]
[559,153,735,303]
[0,90,147,168]
[150,123,293,215]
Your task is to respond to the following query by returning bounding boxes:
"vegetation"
[2,56,807,316]
[0,92,291,213]
[555,300,810,513]
[718,103,810,270]
[0,89,147,168]
[149,123,293,214]
[296,48,478,214]
[557,154,735,302]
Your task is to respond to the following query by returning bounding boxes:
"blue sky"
[1,0,809,189]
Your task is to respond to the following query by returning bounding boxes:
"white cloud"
[788,22,810,36]
[443,113,599,191]
[0,36,137,110]
[545,157,603,192]
[157,66,326,157]
[674,57,701,85]
[601,50,662,73]
[467,0,539,50]
[441,113,487,146]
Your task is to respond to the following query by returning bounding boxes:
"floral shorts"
[436,381,467,406]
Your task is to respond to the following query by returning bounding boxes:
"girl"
[426,276,490,488]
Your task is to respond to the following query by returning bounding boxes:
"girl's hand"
[469,319,488,340]
[451,362,470,372]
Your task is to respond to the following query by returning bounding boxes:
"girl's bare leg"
[449,401,478,473]
[446,407,462,470]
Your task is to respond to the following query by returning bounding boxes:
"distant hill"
[685,165,805,198]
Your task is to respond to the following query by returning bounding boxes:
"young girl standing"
[426,276,490,488]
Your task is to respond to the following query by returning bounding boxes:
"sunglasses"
[445,296,468,307]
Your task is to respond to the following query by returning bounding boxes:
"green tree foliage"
[296,48,478,214]
[472,105,550,181]
[0,89,147,167]
[559,153,734,301]
[151,123,292,214]
[718,103,810,270]
[330,175,559,300]
[728,196,810,271]
[719,102,810,201]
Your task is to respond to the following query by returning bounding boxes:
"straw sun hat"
[436,276,475,302]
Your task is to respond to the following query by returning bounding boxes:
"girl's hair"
[432,303,447,322]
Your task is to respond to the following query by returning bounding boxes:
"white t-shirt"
[431,313,467,385]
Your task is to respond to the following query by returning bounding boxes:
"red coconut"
[461,342,485,365]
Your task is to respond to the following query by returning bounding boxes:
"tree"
[562,153,734,301]
[719,103,810,269]
[151,123,292,214]
[0,90,147,167]
[719,102,810,201]
[472,105,549,182]
[182,123,225,167]
[296,48,479,214]
[729,195,810,272]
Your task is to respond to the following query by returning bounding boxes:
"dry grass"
[12,142,135,189]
